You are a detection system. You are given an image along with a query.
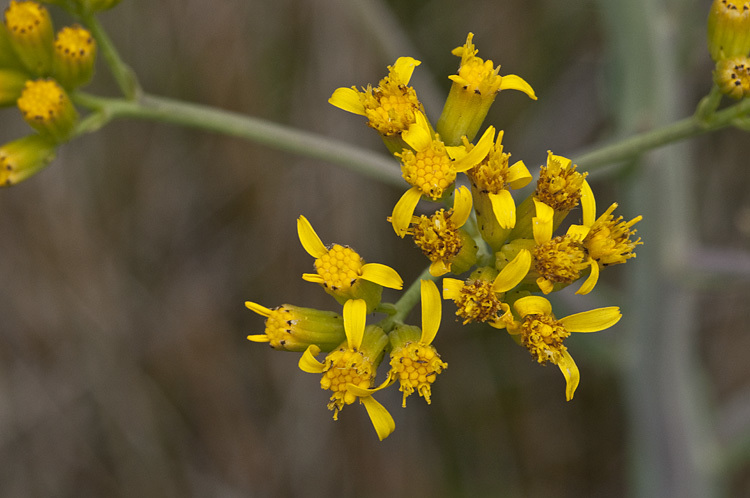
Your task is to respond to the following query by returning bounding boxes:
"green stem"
[72,92,404,188]
[79,12,141,100]
[574,97,750,171]
[378,267,436,330]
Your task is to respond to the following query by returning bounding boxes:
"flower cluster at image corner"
[246,33,643,440]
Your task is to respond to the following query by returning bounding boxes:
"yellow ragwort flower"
[581,195,643,268]
[714,56,750,99]
[707,0,750,62]
[245,302,345,352]
[507,295,621,401]
[52,24,96,89]
[399,185,477,276]
[299,299,395,441]
[329,57,425,152]
[17,78,78,142]
[387,280,447,407]
[443,249,531,327]
[297,215,403,310]
[437,32,536,145]
[4,0,53,76]
[531,198,598,295]
[391,111,495,237]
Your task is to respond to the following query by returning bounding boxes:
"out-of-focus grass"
[0,0,749,497]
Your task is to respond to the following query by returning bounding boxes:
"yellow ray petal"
[580,179,596,228]
[328,87,366,115]
[489,189,516,229]
[575,257,599,296]
[361,263,403,290]
[536,276,555,295]
[420,280,442,345]
[347,376,396,397]
[506,160,533,189]
[298,345,325,373]
[566,223,591,242]
[297,215,328,258]
[391,187,422,237]
[359,395,395,441]
[244,301,272,317]
[559,306,622,333]
[246,334,270,343]
[442,278,464,300]
[499,74,537,100]
[513,295,552,318]
[344,299,367,350]
[558,350,580,401]
[453,125,495,172]
[429,259,451,277]
[402,111,433,151]
[532,199,554,245]
[391,56,421,85]
[302,273,325,284]
[451,185,473,228]
[493,249,531,293]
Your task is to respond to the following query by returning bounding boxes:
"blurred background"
[1,0,749,496]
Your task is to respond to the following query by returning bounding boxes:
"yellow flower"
[329,57,424,152]
[245,302,345,352]
[507,295,621,400]
[468,130,533,250]
[398,185,477,276]
[391,111,495,237]
[298,299,395,441]
[297,215,403,311]
[17,78,78,142]
[707,0,750,62]
[714,56,750,99]
[437,32,536,145]
[531,198,598,295]
[0,133,56,186]
[387,280,447,407]
[52,24,96,90]
[580,192,643,268]
[443,249,531,327]
[4,0,54,76]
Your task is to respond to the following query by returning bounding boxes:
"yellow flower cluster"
[247,33,643,440]
[1,0,98,185]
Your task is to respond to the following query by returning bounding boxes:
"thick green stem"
[72,92,404,188]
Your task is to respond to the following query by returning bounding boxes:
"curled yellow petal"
[489,189,516,229]
[500,74,537,100]
[298,345,325,373]
[580,179,596,228]
[344,299,367,350]
[452,185,473,228]
[297,215,328,258]
[532,199,554,245]
[559,306,622,333]
[358,394,395,441]
[575,257,599,296]
[429,259,451,277]
[391,56,421,85]
[361,263,403,290]
[391,187,422,237]
[328,87,366,115]
[558,350,580,401]
[506,160,533,189]
[420,279,442,345]
[493,249,531,293]
[513,295,552,318]
[245,301,273,317]
[454,125,495,172]
[442,278,464,300]
[402,111,433,151]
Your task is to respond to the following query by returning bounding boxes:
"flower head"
[297,215,403,310]
[17,78,78,142]
[437,33,536,144]
[4,0,54,76]
[390,112,495,236]
[443,249,531,327]
[507,295,621,400]
[329,57,424,140]
[245,302,345,352]
[0,133,56,186]
[387,280,447,407]
[707,0,750,62]
[52,24,96,89]
[714,55,750,99]
[582,202,643,267]
[298,299,394,440]
[399,185,477,276]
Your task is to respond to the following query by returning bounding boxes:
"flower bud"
[17,78,78,142]
[707,0,750,61]
[4,1,54,76]
[0,134,57,186]
[52,25,96,89]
